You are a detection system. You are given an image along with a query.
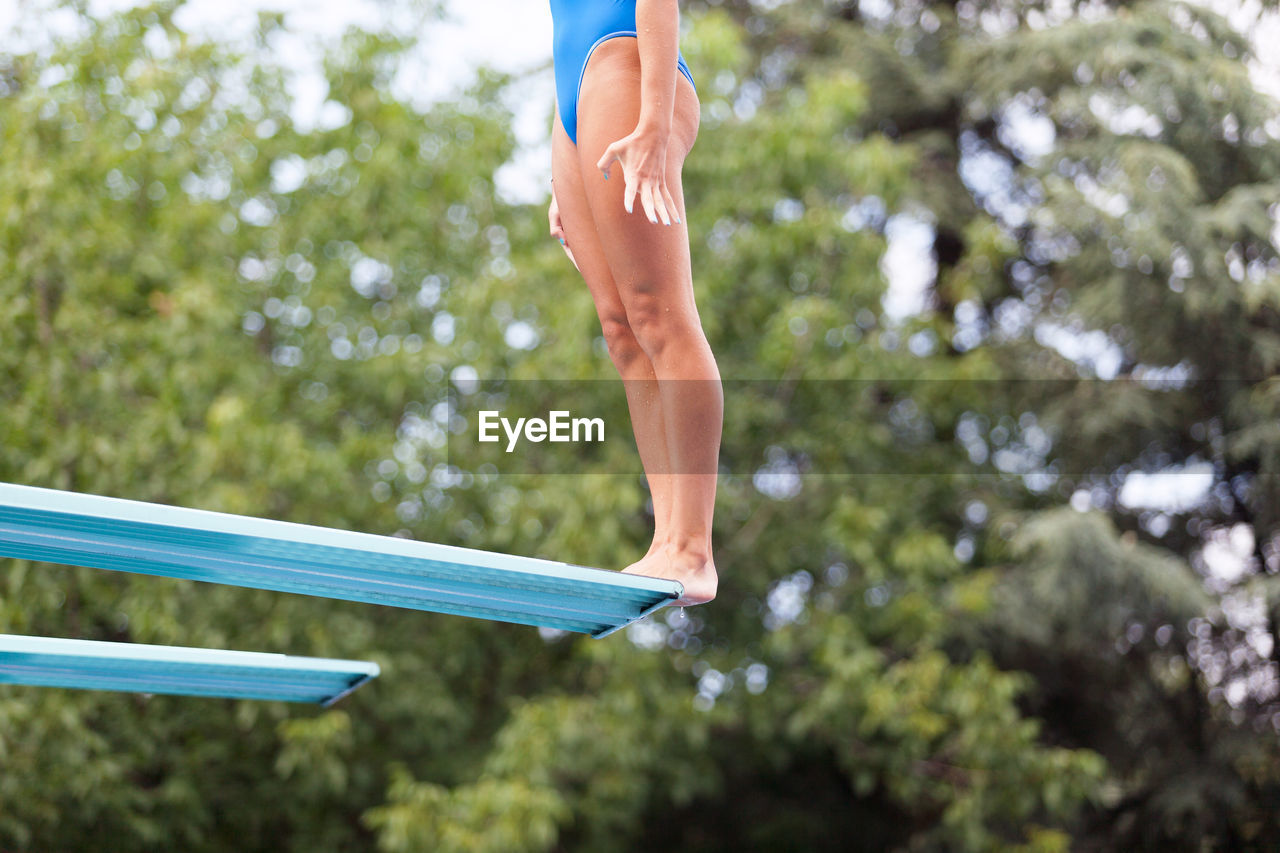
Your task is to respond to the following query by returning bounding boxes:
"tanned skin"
[548,0,721,606]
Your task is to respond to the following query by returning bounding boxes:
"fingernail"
[559,238,565,245]
[604,172,609,181]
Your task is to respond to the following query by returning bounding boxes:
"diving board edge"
[0,634,380,705]
[0,482,683,637]
[0,482,675,592]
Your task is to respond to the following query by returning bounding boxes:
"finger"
[640,182,658,225]
[651,183,672,226]
[624,175,638,215]
[596,146,618,180]
[661,184,681,225]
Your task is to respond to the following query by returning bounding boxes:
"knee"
[626,290,700,362]
[599,314,648,373]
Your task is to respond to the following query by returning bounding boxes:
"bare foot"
[623,543,717,606]
[622,545,665,579]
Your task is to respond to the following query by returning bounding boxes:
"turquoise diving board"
[0,634,378,705]
[0,483,681,638]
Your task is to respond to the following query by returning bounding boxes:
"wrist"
[636,114,673,138]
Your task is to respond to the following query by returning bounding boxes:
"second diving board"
[0,634,378,705]
[0,482,682,638]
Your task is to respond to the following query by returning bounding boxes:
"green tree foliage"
[1,0,1278,850]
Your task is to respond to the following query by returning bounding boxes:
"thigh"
[551,111,631,328]
[575,38,701,314]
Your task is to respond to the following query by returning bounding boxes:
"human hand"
[595,127,682,227]
[548,188,579,272]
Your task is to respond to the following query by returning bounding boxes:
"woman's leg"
[575,37,722,604]
[551,112,677,579]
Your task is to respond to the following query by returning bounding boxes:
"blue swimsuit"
[549,0,696,146]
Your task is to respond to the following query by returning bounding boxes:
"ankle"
[665,537,712,561]
[648,532,672,553]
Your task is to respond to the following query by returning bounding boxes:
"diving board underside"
[0,483,681,638]
[0,634,378,705]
